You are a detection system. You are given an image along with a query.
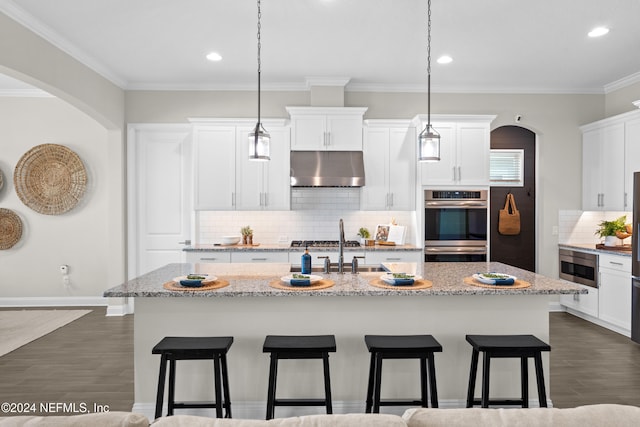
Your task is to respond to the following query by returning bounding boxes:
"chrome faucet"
[338,218,345,273]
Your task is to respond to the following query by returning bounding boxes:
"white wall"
[0,97,111,298]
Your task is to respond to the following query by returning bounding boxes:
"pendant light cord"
[427,0,432,126]
[257,0,262,126]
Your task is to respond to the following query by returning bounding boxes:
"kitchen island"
[105,262,583,419]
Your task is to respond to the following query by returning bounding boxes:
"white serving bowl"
[220,235,241,245]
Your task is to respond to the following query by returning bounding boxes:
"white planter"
[603,235,618,247]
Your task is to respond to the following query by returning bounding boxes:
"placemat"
[163,279,230,291]
[463,276,531,289]
[0,208,23,250]
[368,278,433,290]
[269,279,335,291]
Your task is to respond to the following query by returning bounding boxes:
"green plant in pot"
[357,227,374,246]
[595,215,627,246]
[240,225,253,245]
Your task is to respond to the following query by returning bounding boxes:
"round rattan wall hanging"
[0,168,4,192]
[14,144,87,215]
[0,208,23,249]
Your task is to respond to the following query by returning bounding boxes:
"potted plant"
[240,225,253,245]
[595,215,627,247]
[357,227,374,246]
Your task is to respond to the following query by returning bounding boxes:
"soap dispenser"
[301,246,312,274]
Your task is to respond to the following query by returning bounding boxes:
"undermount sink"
[289,265,387,273]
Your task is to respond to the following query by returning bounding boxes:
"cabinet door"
[388,127,416,210]
[193,126,236,210]
[326,114,363,150]
[420,122,456,185]
[560,284,599,318]
[186,252,232,263]
[600,124,625,210]
[624,117,640,209]
[263,126,291,210]
[235,125,265,210]
[456,123,490,186]
[361,127,390,210]
[582,128,603,210]
[598,254,632,331]
[290,115,325,150]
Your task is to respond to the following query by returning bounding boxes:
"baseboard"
[133,398,551,421]
[0,296,108,308]
[563,307,631,337]
[547,301,565,312]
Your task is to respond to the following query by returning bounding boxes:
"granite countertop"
[559,243,632,257]
[184,244,422,253]
[104,261,584,298]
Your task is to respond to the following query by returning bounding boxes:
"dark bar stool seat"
[465,334,551,408]
[364,334,442,413]
[263,335,336,420]
[152,336,233,419]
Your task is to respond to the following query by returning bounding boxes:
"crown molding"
[604,71,640,94]
[0,88,53,97]
[0,0,127,88]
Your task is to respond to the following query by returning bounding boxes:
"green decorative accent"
[595,215,627,237]
[357,227,371,239]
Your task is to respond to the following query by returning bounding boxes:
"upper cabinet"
[414,115,495,186]
[581,109,640,211]
[192,119,290,211]
[286,107,368,151]
[362,121,416,210]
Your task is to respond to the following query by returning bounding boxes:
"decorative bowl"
[173,275,217,288]
[380,273,420,286]
[220,236,241,245]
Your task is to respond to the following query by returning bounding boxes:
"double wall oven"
[424,189,488,262]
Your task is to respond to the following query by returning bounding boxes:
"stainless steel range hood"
[290,151,365,187]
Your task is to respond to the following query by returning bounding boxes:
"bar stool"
[465,334,551,408]
[152,336,233,419]
[364,335,442,413]
[263,335,336,420]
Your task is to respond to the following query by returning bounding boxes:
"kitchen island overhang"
[105,262,584,420]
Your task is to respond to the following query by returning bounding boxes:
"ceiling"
[1,0,640,94]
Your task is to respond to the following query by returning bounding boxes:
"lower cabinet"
[186,252,232,264]
[560,284,599,318]
[598,254,632,331]
[560,252,632,335]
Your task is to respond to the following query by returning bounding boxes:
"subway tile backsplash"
[199,189,416,244]
[558,210,631,245]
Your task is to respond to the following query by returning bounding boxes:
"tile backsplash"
[198,189,417,244]
[558,210,631,245]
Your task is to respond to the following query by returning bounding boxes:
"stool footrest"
[470,398,525,406]
[376,399,425,407]
[173,401,225,409]
[273,399,328,407]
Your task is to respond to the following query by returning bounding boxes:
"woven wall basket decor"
[0,167,4,192]
[14,144,87,215]
[0,208,23,250]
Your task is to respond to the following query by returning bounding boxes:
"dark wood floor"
[0,309,639,413]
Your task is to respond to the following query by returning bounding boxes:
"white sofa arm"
[0,411,149,427]
[151,413,407,427]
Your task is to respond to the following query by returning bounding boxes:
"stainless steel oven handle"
[425,247,487,254]
[425,201,488,208]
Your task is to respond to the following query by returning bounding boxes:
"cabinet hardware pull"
[201,257,218,261]
[252,258,268,261]
[609,261,624,266]
[457,166,462,181]
[178,240,192,245]
[264,193,268,207]
[386,257,402,261]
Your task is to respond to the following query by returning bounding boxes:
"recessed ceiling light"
[206,52,223,61]
[437,55,453,64]
[588,27,609,38]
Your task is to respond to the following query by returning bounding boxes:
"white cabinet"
[287,107,367,151]
[623,116,640,209]
[235,125,290,210]
[415,115,494,186]
[362,122,416,210]
[560,284,599,318]
[365,251,422,265]
[231,252,289,263]
[598,254,631,332]
[186,252,232,264]
[581,124,625,210]
[581,109,640,211]
[192,120,290,211]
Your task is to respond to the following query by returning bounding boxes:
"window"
[490,149,524,187]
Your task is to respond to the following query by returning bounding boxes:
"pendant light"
[418,0,440,162]
[249,0,270,161]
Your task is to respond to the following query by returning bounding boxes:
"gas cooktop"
[290,240,361,248]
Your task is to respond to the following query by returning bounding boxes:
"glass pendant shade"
[249,123,270,161]
[418,124,440,162]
